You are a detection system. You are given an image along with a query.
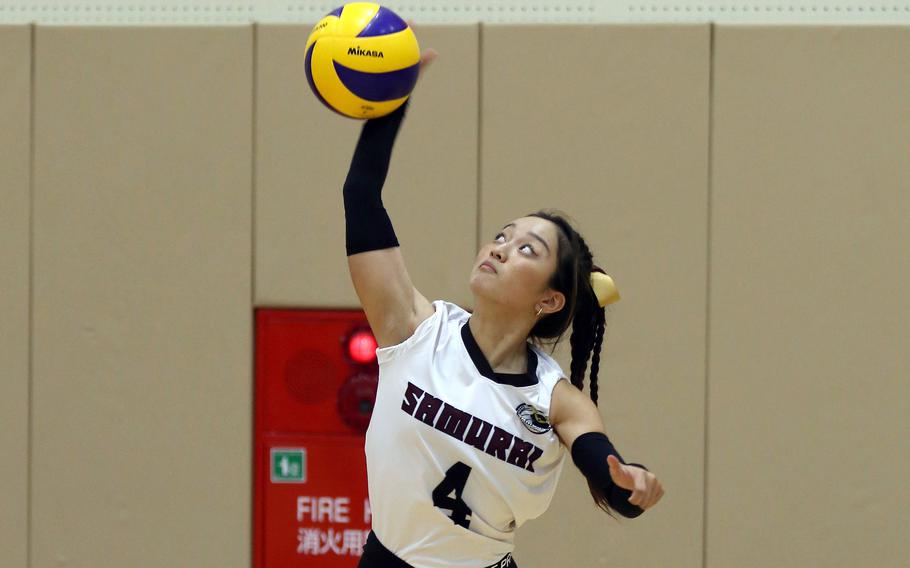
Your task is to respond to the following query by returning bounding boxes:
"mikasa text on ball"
[305,3,420,119]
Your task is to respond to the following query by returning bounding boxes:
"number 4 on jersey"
[432,461,473,528]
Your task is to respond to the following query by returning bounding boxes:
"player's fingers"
[643,481,664,510]
[639,486,652,508]
[642,485,658,510]
[628,478,646,506]
[419,48,438,72]
[650,486,665,508]
[405,20,438,75]
[636,478,650,506]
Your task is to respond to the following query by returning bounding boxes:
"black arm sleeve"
[342,101,409,256]
[571,431,649,519]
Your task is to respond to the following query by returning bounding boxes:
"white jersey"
[364,300,569,567]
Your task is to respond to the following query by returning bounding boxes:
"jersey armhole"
[375,300,441,363]
[531,345,569,426]
[547,377,569,427]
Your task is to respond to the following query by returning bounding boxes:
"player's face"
[469,216,561,312]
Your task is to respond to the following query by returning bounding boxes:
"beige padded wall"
[32,28,253,566]
[256,25,479,308]
[482,25,710,567]
[709,26,910,567]
[0,25,31,568]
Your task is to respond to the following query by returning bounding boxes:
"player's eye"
[520,244,536,255]
[494,232,505,242]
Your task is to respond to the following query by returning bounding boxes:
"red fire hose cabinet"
[254,309,379,567]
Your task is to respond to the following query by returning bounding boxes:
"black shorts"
[358,531,518,568]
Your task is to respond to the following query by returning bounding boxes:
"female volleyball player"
[345,50,664,568]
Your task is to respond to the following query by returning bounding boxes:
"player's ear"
[541,291,565,314]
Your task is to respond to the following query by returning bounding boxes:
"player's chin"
[468,273,498,299]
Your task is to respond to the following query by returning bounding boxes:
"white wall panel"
[2,1,907,24]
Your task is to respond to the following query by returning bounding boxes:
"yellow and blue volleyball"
[304,3,420,119]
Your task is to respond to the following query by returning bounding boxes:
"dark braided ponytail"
[527,210,617,516]
[527,210,608,407]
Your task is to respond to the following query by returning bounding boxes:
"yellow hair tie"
[590,272,620,307]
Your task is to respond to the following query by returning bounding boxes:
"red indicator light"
[347,329,377,364]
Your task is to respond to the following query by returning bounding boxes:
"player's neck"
[467,306,533,373]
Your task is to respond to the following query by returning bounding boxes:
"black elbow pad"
[342,102,408,256]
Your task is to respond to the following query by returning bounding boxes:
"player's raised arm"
[344,102,432,347]
[343,50,437,348]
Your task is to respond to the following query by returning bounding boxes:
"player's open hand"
[406,20,438,79]
[418,48,439,76]
[607,455,664,511]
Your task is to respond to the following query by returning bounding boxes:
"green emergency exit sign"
[271,448,306,483]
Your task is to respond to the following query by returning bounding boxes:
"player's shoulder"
[528,343,565,380]
[377,300,467,363]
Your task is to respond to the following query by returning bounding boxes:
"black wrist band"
[571,431,646,518]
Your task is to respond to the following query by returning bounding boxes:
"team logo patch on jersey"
[516,403,552,434]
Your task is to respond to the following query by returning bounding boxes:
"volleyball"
[304,3,421,119]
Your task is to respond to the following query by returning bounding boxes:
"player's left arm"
[550,379,664,515]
